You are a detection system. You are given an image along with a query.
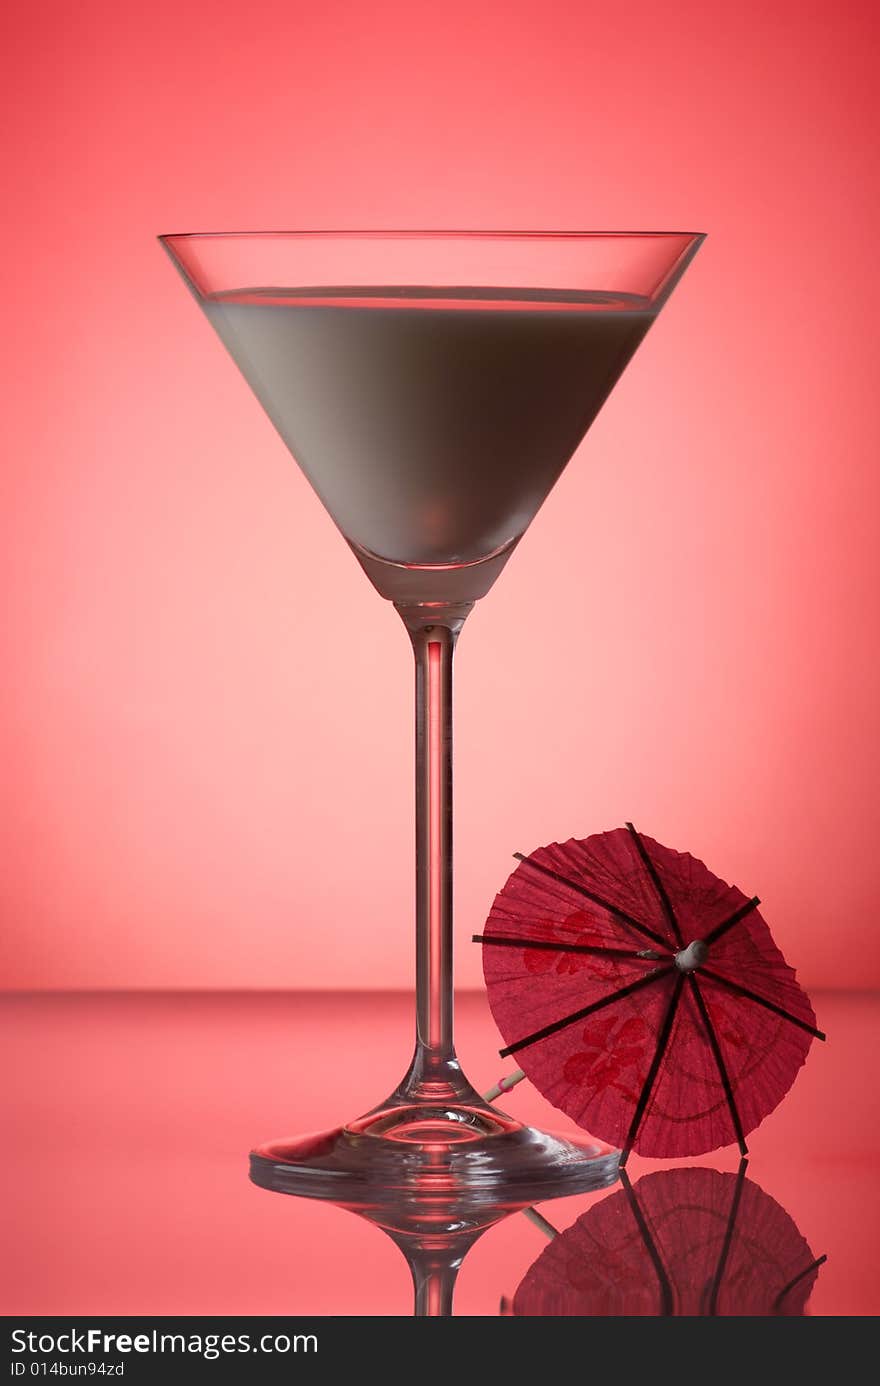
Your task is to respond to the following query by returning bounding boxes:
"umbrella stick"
[700,968,826,1041]
[478,1078,560,1244]
[473,933,664,962]
[706,1157,748,1315]
[704,896,761,945]
[512,853,669,950]
[620,973,684,1166]
[499,966,672,1058]
[482,1068,525,1102]
[625,822,683,946]
[689,975,748,1157]
[522,1207,559,1240]
[620,1168,674,1315]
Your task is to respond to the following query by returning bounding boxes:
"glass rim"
[158,228,706,243]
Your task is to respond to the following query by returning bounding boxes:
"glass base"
[250,1102,620,1208]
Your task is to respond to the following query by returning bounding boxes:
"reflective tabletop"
[2,991,876,1315]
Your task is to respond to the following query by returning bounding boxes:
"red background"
[2,0,878,990]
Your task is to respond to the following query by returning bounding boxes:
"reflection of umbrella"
[513,1163,826,1316]
[477,826,824,1160]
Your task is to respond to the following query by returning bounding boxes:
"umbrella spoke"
[700,968,826,1041]
[513,852,669,950]
[473,932,665,962]
[620,973,685,1166]
[689,975,748,1157]
[498,966,672,1058]
[620,1168,674,1315]
[707,1157,748,1315]
[626,822,683,946]
[772,1255,828,1313]
[704,895,761,945]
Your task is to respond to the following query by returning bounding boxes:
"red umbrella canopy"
[478,826,824,1159]
[513,1165,825,1316]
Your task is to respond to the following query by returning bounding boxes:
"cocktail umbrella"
[476,825,824,1161]
[512,1163,826,1316]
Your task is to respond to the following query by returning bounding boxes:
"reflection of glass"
[267,1134,520,1316]
[513,1163,826,1315]
[161,231,703,1200]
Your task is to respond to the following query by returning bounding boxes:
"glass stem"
[396,602,475,1103]
[411,1260,460,1317]
[388,1232,474,1318]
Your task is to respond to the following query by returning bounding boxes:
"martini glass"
[160,231,704,1204]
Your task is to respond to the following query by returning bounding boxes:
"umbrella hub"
[674,939,709,973]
